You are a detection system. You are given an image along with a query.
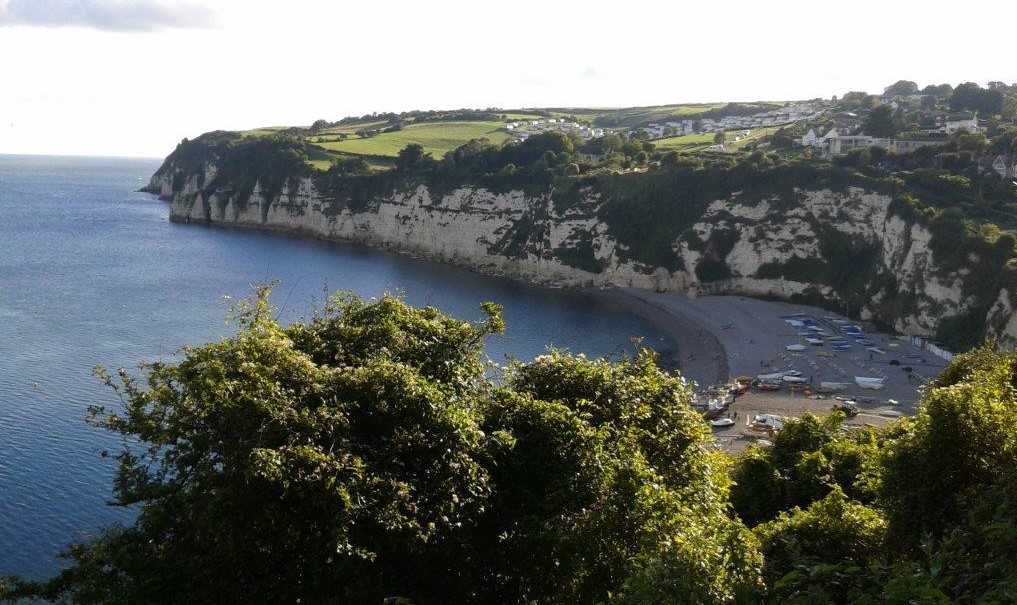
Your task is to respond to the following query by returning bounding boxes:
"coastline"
[593,287,951,417]
[158,196,950,411]
[589,287,729,386]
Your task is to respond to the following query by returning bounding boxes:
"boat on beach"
[855,376,886,389]
[748,413,784,433]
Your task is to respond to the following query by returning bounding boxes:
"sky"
[1,0,1015,158]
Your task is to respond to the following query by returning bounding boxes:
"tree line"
[4,288,1017,604]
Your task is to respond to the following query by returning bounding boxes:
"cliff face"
[147,163,1017,347]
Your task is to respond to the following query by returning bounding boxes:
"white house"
[801,129,818,147]
[943,114,980,134]
[991,155,1015,178]
[827,135,891,156]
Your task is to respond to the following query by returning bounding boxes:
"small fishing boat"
[855,376,885,389]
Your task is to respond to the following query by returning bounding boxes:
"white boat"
[749,414,784,431]
[782,375,808,384]
[867,347,886,355]
[785,344,806,351]
[855,376,885,389]
[819,381,850,391]
[757,371,786,381]
[709,417,736,427]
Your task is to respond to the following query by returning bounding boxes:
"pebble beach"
[592,287,953,449]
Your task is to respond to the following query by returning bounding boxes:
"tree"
[883,80,918,97]
[922,83,954,98]
[395,143,429,171]
[3,288,762,605]
[950,82,1004,115]
[730,414,879,528]
[953,130,988,153]
[754,488,888,587]
[713,131,727,145]
[880,346,1017,552]
[328,155,369,175]
[599,132,625,154]
[863,105,899,137]
[1002,95,1017,123]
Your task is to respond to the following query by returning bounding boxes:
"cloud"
[0,0,216,32]
[582,67,598,80]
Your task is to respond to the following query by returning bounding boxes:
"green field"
[319,120,390,136]
[728,125,781,148]
[650,126,782,154]
[501,112,546,121]
[240,127,289,138]
[547,104,727,128]
[236,103,789,170]
[650,132,717,153]
[317,121,511,158]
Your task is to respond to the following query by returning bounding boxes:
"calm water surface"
[0,154,675,579]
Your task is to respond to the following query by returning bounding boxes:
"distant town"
[504,80,1012,171]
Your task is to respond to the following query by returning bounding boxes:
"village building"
[827,135,892,156]
[942,113,982,134]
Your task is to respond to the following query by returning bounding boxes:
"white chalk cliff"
[148,165,1017,348]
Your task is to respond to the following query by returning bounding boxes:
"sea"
[0,154,675,579]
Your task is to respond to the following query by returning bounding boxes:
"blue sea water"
[0,154,675,579]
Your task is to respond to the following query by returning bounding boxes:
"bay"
[0,154,675,579]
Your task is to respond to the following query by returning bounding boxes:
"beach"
[592,287,952,447]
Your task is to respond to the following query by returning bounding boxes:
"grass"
[728,125,782,149]
[240,127,289,138]
[650,132,717,153]
[547,104,728,128]
[319,120,390,136]
[502,112,546,121]
[317,121,512,158]
[650,126,783,154]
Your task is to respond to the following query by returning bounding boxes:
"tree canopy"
[8,287,1017,604]
[883,80,918,97]
[862,105,900,138]
[1,288,759,605]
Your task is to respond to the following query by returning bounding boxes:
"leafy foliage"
[754,488,888,587]
[724,345,1017,604]
[880,346,1017,551]
[4,288,760,605]
[730,414,879,527]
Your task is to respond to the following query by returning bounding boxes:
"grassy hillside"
[548,103,727,128]
[317,121,512,158]
[230,101,793,172]
[652,125,784,153]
